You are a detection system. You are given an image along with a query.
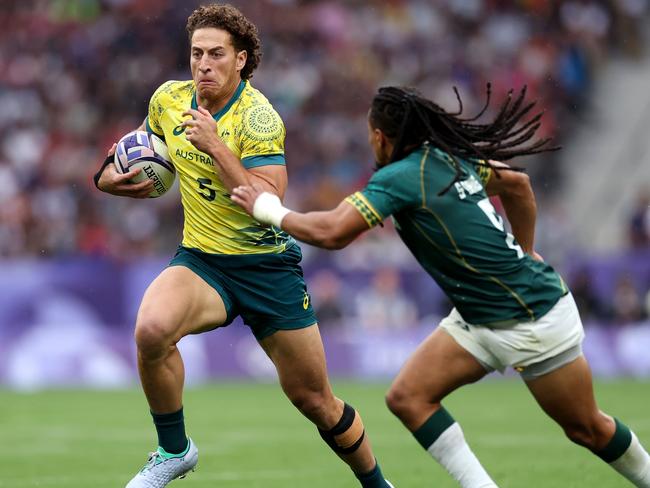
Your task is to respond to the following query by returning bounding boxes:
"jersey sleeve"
[239,104,286,169]
[145,81,176,138]
[345,164,420,228]
[473,160,492,187]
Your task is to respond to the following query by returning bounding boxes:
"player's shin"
[318,403,392,488]
[594,418,650,487]
[412,407,498,488]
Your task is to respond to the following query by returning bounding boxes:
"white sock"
[609,433,650,487]
[426,422,498,488]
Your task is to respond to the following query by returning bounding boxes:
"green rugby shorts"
[169,244,317,340]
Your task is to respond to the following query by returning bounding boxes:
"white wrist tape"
[253,192,291,228]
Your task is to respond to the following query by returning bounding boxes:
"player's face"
[367,117,391,168]
[190,28,247,104]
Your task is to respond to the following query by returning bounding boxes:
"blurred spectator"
[559,0,612,67]
[612,274,645,324]
[534,199,574,270]
[354,267,418,332]
[628,187,650,248]
[309,269,347,329]
[611,0,649,58]
[569,267,609,322]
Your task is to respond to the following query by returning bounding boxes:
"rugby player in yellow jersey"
[94,4,393,488]
[233,86,650,487]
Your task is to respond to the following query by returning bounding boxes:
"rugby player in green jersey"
[232,86,650,487]
[94,4,393,488]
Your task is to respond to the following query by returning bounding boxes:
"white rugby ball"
[114,130,175,198]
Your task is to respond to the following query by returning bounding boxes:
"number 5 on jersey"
[196,177,216,201]
[477,198,524,259]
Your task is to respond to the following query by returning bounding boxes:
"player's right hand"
[97,143,155,198]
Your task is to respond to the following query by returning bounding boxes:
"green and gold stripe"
[345,192,383,228]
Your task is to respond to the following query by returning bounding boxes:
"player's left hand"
[530,250,544,262]
[231,184,265,216]
[182,107,221,154]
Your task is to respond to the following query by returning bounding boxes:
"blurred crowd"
[308,259,650,330]
[0,0,649,326]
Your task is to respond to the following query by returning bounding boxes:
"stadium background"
[0,1,649,487]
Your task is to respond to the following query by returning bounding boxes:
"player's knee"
[287,389,329,420]
[385,386,406,417]
[564,423,598,448]
[564,413,614,450]
[134,317,177,359]
[386,384,443,428]
[319,403,366,455]
[563,419,607,450]
[386,384,418,419]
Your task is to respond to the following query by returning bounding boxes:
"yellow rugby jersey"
[146,79,293,254]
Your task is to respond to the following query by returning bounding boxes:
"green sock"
[594,418,632,462]
[151,408,187,455]
[413,407,455,449]
[356,461,390,488]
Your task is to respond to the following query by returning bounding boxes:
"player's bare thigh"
[136,265,228,346]
[387,327,488,430]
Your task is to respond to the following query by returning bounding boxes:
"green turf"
[0,379,648,487]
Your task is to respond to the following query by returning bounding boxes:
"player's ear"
[370,127,381,146]
[236,50,247,73]
[377,130,395,164]
[377,129,389,150]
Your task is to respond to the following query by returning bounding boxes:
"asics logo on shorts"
[303,291,310,310]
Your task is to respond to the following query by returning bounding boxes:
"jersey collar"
[192,80,246,121]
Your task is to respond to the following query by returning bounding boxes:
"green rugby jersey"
[345,144,568,326]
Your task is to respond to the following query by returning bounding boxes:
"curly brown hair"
[186,4,262,80]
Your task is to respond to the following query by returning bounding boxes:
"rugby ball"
[114,130,175,198]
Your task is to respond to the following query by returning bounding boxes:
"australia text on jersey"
[175,148,213,166]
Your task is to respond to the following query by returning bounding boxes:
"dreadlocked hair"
[369,84,559,195]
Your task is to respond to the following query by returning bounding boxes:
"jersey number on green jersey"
[477,198,525,259]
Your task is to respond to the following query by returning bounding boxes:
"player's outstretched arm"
[484,160,539,258]
[231,184,370,249]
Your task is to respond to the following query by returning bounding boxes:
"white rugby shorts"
[439,293,585,380]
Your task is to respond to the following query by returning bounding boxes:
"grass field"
[0,379,648,487]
